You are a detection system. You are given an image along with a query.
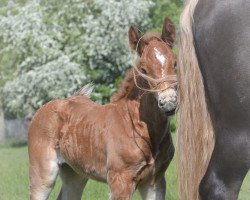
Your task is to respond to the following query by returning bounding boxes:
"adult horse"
[178,0,250,199]
[28,18,177,200]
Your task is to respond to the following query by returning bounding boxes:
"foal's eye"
[140,68,147,74]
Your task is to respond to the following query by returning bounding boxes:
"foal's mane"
[111,32,162,103]
[142,32,161,41]
[111,69,135,102]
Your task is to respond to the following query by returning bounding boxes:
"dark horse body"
[195,1,250,199]
[178,0,250,199]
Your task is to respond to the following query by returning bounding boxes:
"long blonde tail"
[177,0,215,199]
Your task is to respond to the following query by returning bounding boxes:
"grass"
[0,141,249,200]
[0,142,176,200]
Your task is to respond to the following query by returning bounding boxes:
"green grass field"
[0,142,249,200]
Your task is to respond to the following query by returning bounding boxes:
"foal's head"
[128,18,177,115]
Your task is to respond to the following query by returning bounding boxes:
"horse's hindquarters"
[194,0,250,199]
[194,0,250,126]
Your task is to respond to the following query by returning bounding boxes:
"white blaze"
[154,47,167,78]
[154,47,167,66]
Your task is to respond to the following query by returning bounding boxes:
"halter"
[133,67,177,93]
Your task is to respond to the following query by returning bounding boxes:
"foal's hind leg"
[57,164,88,200]
[199,130,250,200]
[29,146,59,200]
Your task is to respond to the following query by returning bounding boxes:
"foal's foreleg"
[138,176,166,200]
[107,171,135,200]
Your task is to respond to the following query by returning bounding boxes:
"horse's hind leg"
[29,145,59,200]
[199,130,250,200]
[57,164,88,200]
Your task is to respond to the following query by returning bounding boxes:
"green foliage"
[150,0,183,31]
[0,0,153,118]
[0,0,183,118]
[3,56,86,119]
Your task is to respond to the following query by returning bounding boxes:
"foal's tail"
[177,0,215,199]
[74,83,94,98]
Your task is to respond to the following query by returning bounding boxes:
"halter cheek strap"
[133,66,178,93]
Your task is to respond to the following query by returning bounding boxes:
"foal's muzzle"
[158,88,177,116]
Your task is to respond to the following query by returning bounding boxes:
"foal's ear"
[128,25,145,56]
[161,17,176,48]
[128,25,141,50]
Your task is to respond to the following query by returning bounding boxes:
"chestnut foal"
[28,18,177,200]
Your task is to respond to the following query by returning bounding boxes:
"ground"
[0,141,249,200]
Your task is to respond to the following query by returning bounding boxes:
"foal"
[28,17,177,200]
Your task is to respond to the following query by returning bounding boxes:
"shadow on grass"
[0,139,27,148]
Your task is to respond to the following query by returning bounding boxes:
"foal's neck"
[131,85,167,124]
[111,69,169,153]
[111,70,168,143]
[125,81,169,149]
